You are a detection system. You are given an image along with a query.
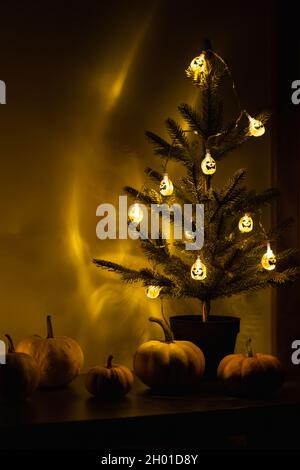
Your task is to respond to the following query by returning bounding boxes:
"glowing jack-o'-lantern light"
[248,115,265,137]
[191,255,207,281]
[128,203,144,224]
[201,151,216,175]
[160,173,174,196]
[146,286,161,299]
[239,214,253,233]
[190,53,206,74]
[261,243,276,271]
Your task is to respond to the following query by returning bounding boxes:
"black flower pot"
[169,315,240,379]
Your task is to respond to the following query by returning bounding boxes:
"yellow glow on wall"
[95,18,154,112]
[0,3,273,370]
[67,185,95,313]
[64,14,156,322]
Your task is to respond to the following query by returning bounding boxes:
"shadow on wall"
[0,0,273,370]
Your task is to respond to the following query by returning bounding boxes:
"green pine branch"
[140,238,171,265]
[145,131,190,166]
[92,50,300,306]
[177,103,207,139]
[210,169,246,222]
[123,185,162,206]
[165,118,190,150]
[93,259,174,288]
[231,188,279,214]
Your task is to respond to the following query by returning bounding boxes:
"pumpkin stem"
[106,355,113,369]
[246,338,254,357]
[5,334,15,353]
[202,300,210,322]
[149,317,173,343]
[46,315,54,339]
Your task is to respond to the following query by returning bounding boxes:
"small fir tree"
[94,47,300,321]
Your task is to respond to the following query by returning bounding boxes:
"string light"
[261,243,276,271]
[239,214,253,233]
[201,150,216,175]
[190,53,206,73]
[146,286,161,299]
[160,173,174,196]
[187,51,267,144]
[247,114,265,137]
[191,255,207,281]
[128,202,144,224]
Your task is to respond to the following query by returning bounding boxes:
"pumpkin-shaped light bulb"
[160,173,174,196]
[191,255,207,281]
[128,202,144,223]
[146,286,161,299]
[201,151,216,175]
[239,214,253,233]
[261,243,276,271]
[190,53,206,74]
[248,115,265,137]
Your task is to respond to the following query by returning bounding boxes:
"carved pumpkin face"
[191,264,204,279]
[238,214,253,233]
[261,245,276,271]
[191,256,207,280]
[190,53,205,72]
[261,252,276,270]
[248,116,265,137]
[201,153,216,175]
[187,53,209,82]
[160,174,173,196]
[254,121,263,130]
[268,256,276,266]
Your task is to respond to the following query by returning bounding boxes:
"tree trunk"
[202,300,211,322]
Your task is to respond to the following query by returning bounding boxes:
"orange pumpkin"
[134,317,205,390]
[85,355,134,398]
[0,335,40,401]
[16,315,84,388]
[217,339,284,397]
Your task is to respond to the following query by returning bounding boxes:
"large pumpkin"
[85,355,134,399]
[16,315,84,388]
[0,335,40,401]
[134,317,205,390]
[217,338,284,397]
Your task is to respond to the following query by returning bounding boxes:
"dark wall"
[272,1,300,377]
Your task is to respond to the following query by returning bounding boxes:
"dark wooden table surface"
[0,376,300,450]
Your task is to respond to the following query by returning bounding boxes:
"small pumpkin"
[217,338,284,397]
[16,315,84,388]
[0,335,40,401]
[85,355,134,398]
[133,317,205,390]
